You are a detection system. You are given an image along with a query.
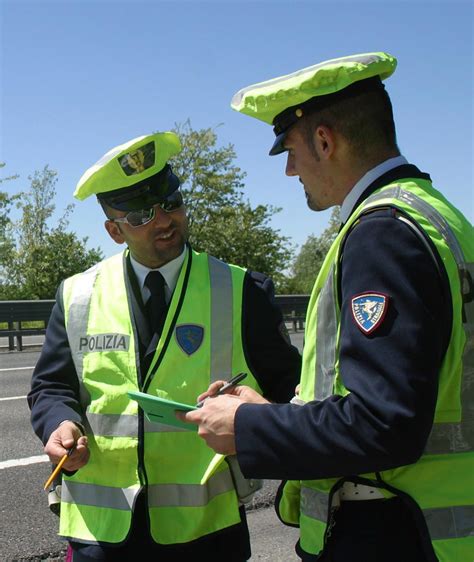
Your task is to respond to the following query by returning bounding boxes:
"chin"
[155,240,184,261]
[306,196,320,212]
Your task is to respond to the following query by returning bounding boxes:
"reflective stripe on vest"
[66,263,101,408]
[62,469,233,510]
[209,255,233,382]
[315,265,337,400]
[86,412,196,435]
[313,186,474,456]
[300,486,474,540]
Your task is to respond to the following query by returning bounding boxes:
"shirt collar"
[130,246,187,302]
[340,155,408,224]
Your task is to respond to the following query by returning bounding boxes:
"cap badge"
[175,324,204,355]
[119,141,156,176]
[125,149,145,173]
[351,292,389,334]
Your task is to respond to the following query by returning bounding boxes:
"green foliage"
[0,163,20,267]
[0,165,103,300]
[170,121,293,287]
[286,207,341,294]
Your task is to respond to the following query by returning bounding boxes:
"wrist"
[59,420,85,435]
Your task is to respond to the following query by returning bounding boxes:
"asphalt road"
[0,330,304,561]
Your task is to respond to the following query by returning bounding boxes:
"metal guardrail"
[274,294,309,332]
[0,300,55,351]
[0,295,310,351]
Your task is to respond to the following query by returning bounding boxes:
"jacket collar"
[341,162,431,226]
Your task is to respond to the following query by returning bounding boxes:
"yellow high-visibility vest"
[278,178,474,561]
[60,247,261,544]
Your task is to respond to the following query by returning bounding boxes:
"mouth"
[155,229,175,241]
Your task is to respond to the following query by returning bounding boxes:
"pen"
[196,372,248,408]
[43,445,76,491]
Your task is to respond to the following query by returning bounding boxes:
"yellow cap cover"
[74,132,181,201]
[231,52,397,125]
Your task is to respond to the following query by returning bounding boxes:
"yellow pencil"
[43,446,75,491]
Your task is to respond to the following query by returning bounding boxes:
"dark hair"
[302,87,399,160]
[97,198,114,219]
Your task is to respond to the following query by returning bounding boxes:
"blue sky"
[1,0,472,260]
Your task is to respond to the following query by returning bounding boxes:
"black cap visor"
[97,165,180,211]
[269,132,288,156]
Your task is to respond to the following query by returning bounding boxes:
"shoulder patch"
[351,292,389,334]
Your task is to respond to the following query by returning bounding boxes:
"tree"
[0,163,19,268]
[286,207,341,294]
[170,121,293,286]
[0,166,103,300]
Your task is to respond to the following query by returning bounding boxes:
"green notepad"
[128,390,197,431]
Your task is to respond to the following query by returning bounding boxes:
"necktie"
[144,271,167,336]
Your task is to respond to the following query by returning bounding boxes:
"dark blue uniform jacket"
[236,164,452,561]
[236,165,451,480]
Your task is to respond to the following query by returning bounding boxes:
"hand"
[177,390,270,455]
[44,421,90,471]
[196,382,269,406]
[177,394,242,455]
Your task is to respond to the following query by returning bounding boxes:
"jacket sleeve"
[27,286,85,445]
[242,270,302,403]
[235,211,451,480]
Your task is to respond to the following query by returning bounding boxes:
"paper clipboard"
[128,391,228,484]
[127,390,197,431]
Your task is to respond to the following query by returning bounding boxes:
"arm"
[233,211,450,479]
[242,271,302,403]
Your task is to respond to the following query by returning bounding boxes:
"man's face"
[283,122,334,212]
[105,203,189,268]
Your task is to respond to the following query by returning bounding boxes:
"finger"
[65,449,90,471]
[175,410,186,422]
[176,409,201,424]
[45,440,70,461]
[196,380,226,402]
[228,384,251,396]
[60,431,87,455]
[60,434,77,450]
[229,386,269,404]
[76,435,88,448]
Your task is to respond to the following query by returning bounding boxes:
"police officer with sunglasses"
[28,132,301,561]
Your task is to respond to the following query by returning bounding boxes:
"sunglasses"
[109,191,184,228]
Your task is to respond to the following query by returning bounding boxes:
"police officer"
[181,53,474,561]
[28,131,301,561]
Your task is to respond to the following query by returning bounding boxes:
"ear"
[104,220,126,245]
[313,125,336,160]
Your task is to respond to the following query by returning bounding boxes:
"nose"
[285,153,297,177]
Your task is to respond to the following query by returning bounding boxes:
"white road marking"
[0,366,35,372]
[0,454,49,470]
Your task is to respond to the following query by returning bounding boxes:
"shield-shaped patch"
[175,324,204,355]
[351,292,389,334]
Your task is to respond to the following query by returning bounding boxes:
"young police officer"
[28,132,301,561]
[181,53,474,561]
